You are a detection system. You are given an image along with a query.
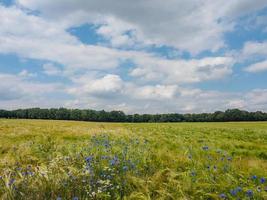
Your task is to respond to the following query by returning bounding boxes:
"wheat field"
[0,119,266,199]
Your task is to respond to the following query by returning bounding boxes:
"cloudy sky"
[0,0,267,114]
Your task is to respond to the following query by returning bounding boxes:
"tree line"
[0,108,267,122]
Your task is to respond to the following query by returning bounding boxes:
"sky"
[0,0,267,114]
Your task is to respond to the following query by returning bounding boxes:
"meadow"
[0,119,266,200]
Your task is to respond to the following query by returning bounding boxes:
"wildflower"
[8,178,15,186]
[202,146,209,150]
[109,156,119,166]
[260,177,266,184]
[85,156,93,163]
[56,197,62,200]
[227,157,232,161]
[73,197,78,200]
[236,186,242,192]
[230,189,237,196]
[219,193,227,199]
[252,175,257,180]
[246,190,253,197]
[123,166,128,171]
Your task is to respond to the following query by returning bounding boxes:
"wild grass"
[0,119,266,199]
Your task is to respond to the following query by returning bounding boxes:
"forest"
[0,108,267,122]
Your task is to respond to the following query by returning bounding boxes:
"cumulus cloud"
[0,72,62,105]
[67,74,124,99]
[0,5,236,85]
[0,2,267,113]
[16,0,267,53]
[244,60,267,73]
[130,56,233,84]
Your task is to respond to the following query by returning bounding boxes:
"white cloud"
[0,72,62,102]
[129,85,178,100]
[242,41,267,56]
[16,0,267,54]
[68,74,124,98]
[65,83,267,114]
[244,60,267,73]
[0,2,267,113]
[43,63,62,76]
[0,5,235,85]
[0,5,124,71]
[130,56,233,84]
[18,69,36,78]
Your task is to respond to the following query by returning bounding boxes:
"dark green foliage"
[0,108,267,122]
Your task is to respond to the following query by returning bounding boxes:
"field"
[0,119,266,200]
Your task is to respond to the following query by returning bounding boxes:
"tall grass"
[0,120,266,199]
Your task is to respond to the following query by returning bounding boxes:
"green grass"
[0,119,266,199]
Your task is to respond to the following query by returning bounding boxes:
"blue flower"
[123,166,128,171]
[230,189,237,196]
[219,193,227,199]
[246,190,253,197]
[109,156,119,166]
[252,175,257,180]
[85,156,93,163]
[8,178,15,186]
[260,177,266,184]
[202,146,209,150]
[73,197,78,200]
[236,186,242,192]
[56,197,62,200]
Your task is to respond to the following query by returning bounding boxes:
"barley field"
[0,119,266,200]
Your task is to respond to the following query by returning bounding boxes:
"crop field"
[0,119,266,200]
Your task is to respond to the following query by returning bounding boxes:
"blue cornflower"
[202,146,209,150]
[246,190,253,197]
[230,189,237,196]
[73,197,78,200]
[8,178,15,186]
[219,193,227,199]
[85,156,93,163]
[109,156,119,166]
[260,177,266,184]
[123,166,128,171]
[236,186,242,192]
[252,175,257,180]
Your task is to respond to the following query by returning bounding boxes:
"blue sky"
[0,0,267,113]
